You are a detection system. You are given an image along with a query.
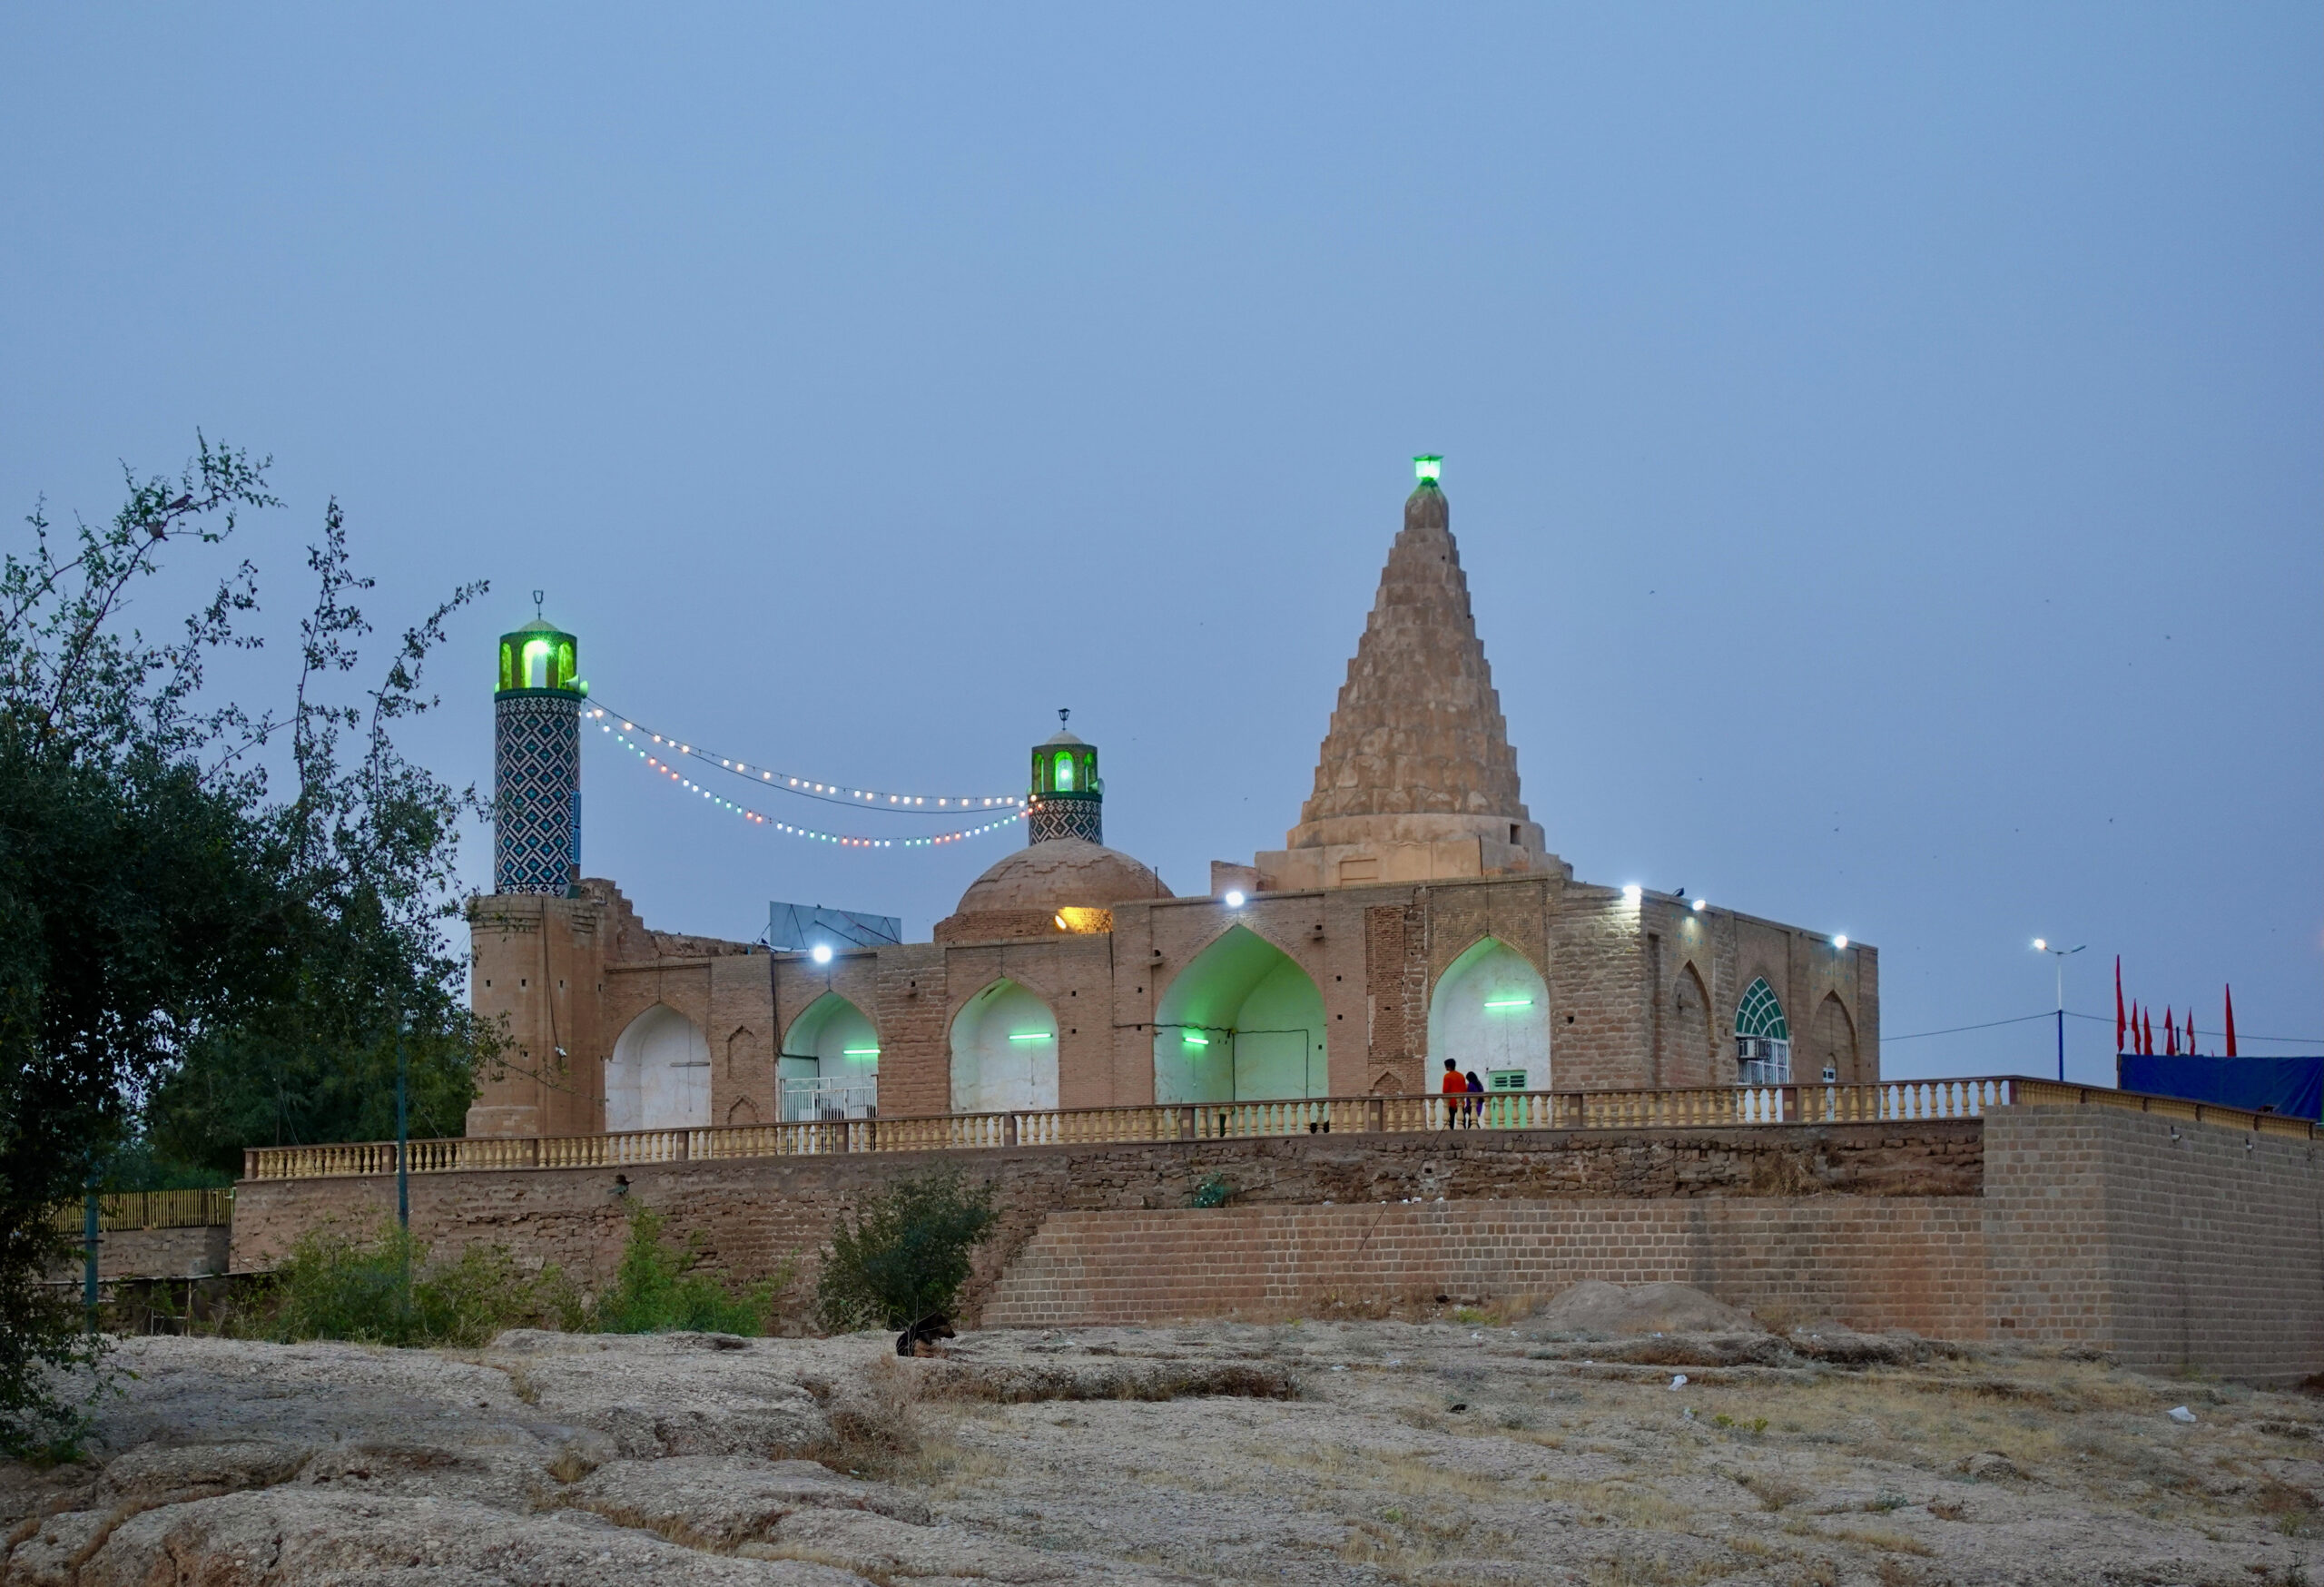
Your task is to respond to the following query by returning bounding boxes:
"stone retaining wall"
[981,1198,1988,1339]
[223,1108,2323,1380]
[230,1121,1980,1333]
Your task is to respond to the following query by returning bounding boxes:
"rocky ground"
[4,1285,2319,1586]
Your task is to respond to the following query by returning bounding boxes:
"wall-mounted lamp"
[1621,885,1643,905]
[1224,891,1246,908]
[810,943,833,965]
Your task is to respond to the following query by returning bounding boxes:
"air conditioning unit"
[1735,1035,1792,1087]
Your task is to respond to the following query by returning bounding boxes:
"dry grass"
[544,1443,596,1484]
[1252,1439,1517,1504]
[1827,1523,1936,1556]
[1572,1477,1693,1531]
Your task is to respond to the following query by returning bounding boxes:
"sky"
[2,5,2317,1086]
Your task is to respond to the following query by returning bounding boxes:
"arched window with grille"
[1734,978,1791,1085]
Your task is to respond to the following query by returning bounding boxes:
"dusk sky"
[3,5,2317,1086]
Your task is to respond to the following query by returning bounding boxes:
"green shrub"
[590,1204,787,1336]
[1191,1174,1234,1208]
[256,1222,577,1347]
[815,1168,998,1334]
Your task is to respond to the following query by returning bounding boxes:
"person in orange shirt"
[1441,1058,1467,1128]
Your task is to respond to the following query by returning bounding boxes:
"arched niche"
[606,1004,711,1132]
[780,992,880,1121]
[1426,936,1551,1091]
[949,980,1059,1113]
[1669,963,1713,1087]
[1152,924,1328,1104]
[1809,993,1857,1083]
[1734,976,1791,1084]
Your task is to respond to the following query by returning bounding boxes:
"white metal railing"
[780,1076,879,1123]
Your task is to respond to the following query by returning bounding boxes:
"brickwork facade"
[1983,1106,2324,1380]
[233,1109,2319,1378]
[980,1198,1989,1340]
[233,1121,1974,1329]
[466,872,1876,1131]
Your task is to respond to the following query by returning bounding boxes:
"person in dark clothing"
[1464,1069,1486,1127]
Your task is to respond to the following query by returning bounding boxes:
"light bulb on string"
[600,716,1022,851]
[586,703,1020,812]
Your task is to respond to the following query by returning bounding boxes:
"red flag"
[2185,1009,2196,1056]
[2224,985,2237,1058]
[2142,1008,2154,1055]
[2115,958,2126,1053]
[2164,1006,2177,1056]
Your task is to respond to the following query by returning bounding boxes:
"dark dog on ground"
[896,1315,956,1357]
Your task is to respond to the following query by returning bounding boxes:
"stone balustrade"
[239,1075,2311,1183]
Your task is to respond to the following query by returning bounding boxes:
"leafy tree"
[143,502,495,1177]
[815,1168,998,1335]
[0,440,493,1454]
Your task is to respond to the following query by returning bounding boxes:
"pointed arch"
[726,1097,760,1127]
[949,979,1059,1113]
[1734,977,1791,1084]
[606,1004,711,1131]
[1809,993,1857,1084]
[1152,924,1327,1103]
[1426,936,1551,1091]
[780,993,879,1120]
[1669,962,1713,1088]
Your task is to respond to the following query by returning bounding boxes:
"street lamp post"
[395,1007,412,1233]
[2033,940,2085,1082]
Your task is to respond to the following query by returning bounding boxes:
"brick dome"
[934,839,1171,943]
[954,839,1170,913]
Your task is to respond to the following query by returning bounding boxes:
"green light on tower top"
[1413,454,1443,486]
[496,590,586,697]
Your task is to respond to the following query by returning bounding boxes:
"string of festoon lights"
[586,707,1024,850]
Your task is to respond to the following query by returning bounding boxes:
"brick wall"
[230,1108,2320,1378]
[1982,1106,2324,1382]
[231,1120,1979,1332]
[44,1225,230,1283]
[982,1198,1988,1339]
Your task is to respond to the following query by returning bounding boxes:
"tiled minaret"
[492,596,585,895]
[1024,711,1102,844]
[1256,457,1555,890]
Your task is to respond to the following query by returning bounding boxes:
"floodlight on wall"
[1691,898,1707,913]
[810,943,833,965]
[1224,890,1246,908]
[1831,935,1848,950]
[1621,885,1643,905]
[1413,455,1443,483]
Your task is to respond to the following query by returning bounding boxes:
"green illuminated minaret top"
[492,591,586,896]
[496,593,585,698]
[1025,709,1102,844]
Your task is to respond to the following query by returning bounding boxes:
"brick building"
[465,461,1876,1140]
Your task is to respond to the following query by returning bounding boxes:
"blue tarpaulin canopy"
[2118,1055,2323,1121]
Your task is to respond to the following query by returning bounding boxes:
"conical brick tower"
[1255,458,1556,891]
